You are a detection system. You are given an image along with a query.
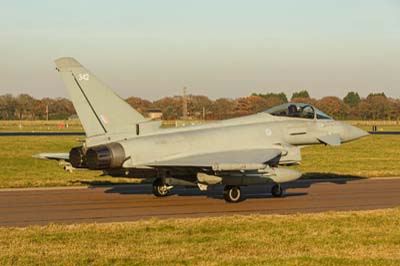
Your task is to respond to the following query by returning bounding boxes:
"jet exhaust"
[69,146,87,168]
[85,143,126,170]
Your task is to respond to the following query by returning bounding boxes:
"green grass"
[0,134,399,188]
[295,134,400,178]
[347,120,400,132]
[1,208,399,266]
[356,125,400,132]
[0,120,84,132]
[0,136,139,188]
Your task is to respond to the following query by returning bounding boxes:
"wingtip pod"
[55,57,82,70]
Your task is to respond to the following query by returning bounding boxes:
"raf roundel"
[265,128,272,136]
[100,114,110,124]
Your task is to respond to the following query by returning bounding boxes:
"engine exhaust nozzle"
[86,143,126,170]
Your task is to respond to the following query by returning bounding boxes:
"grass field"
[348,120,400,132]
[0,120,83,132]
[1,208,399,266]
[357,125,400,131]
[0,133,399,188]
[295,134,400,178]
[0,136,138,188]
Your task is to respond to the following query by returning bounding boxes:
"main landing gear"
[152,178,172,197]
[223,184,283,203]
[271,184,283,197]
[153,180,283,202]
[223,185,241,203]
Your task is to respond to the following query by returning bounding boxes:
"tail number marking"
[78,73,90,81]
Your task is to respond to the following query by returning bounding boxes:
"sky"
[0,0,399,100]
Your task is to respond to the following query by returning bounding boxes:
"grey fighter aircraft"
[35,57,368,203]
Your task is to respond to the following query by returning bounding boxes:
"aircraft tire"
[223,185,241,203]
[152,179,170,197]
[271,184,283,197]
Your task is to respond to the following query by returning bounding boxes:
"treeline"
[0,94,74,120]
[0,90,399,121]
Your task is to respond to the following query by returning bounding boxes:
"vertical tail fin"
[55,57,146,137]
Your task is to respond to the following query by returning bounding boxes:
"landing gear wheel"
[271,184,283,197]
[152,179,170,197]
[223,186,241,203]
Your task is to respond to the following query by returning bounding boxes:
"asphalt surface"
[1,178,400,227]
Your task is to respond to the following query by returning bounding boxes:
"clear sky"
[0,0,399,100]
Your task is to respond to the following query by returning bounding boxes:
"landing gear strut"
[223,185,241,203]
[271,184,283,197]
[152,178,171,197]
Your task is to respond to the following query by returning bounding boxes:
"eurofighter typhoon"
[36,58,368,203]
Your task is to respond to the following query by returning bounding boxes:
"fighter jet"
[35,57,368,203]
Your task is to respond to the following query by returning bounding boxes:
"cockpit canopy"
[265,103,332,120]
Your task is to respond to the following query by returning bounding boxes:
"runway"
[1,178,400,227]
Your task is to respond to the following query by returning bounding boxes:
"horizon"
[0,90,394,102]
[1,1,399,100]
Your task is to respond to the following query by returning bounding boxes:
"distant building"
[146,109,163,120]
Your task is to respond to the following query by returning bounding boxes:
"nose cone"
[342,124,369,142]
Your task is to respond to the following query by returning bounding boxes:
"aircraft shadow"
[75,173,365,201]
[284,173,364,189]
